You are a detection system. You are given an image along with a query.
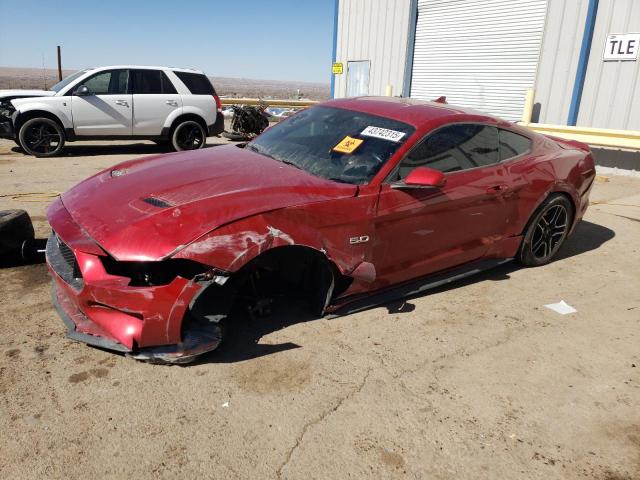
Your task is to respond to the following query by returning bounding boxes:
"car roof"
[83,65,206,74]
[324,96,503,129]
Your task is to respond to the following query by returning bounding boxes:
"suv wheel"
[171,120,206,151]
[18,117,65,157]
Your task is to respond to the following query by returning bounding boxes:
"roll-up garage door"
[410,0,548,121]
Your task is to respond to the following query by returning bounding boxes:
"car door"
[131,69,182,136]
[71,69,132,136]
[372,123,515,286]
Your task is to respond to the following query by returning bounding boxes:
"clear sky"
[0,0,335,84]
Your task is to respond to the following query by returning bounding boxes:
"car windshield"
[49,70,89,93]
[247,106,415,184]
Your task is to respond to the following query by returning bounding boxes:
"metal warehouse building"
[331,0,640,141]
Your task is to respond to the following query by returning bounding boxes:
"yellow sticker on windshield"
[333,136,364,154]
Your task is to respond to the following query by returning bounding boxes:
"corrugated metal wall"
[334,0,640,131]
[579,0,640,129]
[333,0,412,98]
[410,0,548,121]
[535,0,640,129]
[534,0,589,125]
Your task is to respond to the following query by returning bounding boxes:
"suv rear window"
[132,70,177,94]
[173,71,216,95]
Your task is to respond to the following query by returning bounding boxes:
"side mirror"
[74,85,90,96]
[396,167,446,189]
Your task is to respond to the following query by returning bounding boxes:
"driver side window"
[396,123,499,180]
[82,69,129,95]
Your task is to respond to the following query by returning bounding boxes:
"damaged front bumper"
[50,277,222,364]
[46,202,225,364]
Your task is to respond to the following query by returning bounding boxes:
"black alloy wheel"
[18,117,65,157]
[518,195,573,266]
[172,120,206,151]
[531,205,568,260]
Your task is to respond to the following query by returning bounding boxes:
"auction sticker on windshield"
[333,136,364,154]
[360,126,406,142]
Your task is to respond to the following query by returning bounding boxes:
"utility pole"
[57,46,62,81]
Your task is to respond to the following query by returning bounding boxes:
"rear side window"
[132,70,177,94]
[499,129,532,160]
[173,71,216,95]
[397,124,499,179]
[82,69,129,95]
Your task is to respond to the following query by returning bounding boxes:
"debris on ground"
[544,300,577,315]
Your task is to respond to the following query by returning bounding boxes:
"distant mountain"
[0,67,330,101]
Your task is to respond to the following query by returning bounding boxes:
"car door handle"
[165,100,178,107]
[115,99,129,106]
[486,184,510,194]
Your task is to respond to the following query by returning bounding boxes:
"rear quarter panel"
[503,132,595,236]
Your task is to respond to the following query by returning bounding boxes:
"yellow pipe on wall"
[520,122,640,150]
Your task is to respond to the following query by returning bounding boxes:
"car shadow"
[196,298,313,364]
[10,137,229,158]
[381,219,616,306]
[554,220,616,261]
[193,220,615,365]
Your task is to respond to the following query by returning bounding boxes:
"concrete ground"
[0,138,639,480]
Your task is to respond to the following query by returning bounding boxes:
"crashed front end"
[0,98,15,139]
[46,198,227,364]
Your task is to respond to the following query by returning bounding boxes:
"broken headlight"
[101,257,210,286]
[0,99,15,120]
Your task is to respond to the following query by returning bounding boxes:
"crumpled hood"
[3,90,56,102]
[61,145,357,261]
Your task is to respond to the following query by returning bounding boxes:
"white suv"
[0,66,224,157]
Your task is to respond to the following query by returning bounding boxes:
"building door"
[410,0,548,121]
[346,60,370,97]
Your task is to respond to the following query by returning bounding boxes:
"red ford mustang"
[46,97,595,363]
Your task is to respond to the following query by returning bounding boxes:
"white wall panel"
[334,0,412,98]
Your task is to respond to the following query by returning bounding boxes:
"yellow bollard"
[385,84,393,97]
[522,88,535,123]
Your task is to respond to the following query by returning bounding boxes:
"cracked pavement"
[0,139,639,479]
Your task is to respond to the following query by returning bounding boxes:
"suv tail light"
[213,94,222,113]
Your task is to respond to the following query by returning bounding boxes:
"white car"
[0,66,224,157]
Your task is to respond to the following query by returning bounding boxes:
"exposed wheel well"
[15,110,65,136]
[189,246,351,325]
[236,246,350,314]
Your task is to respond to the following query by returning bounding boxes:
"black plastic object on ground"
[0,209,46,266]
[223,104,270,141]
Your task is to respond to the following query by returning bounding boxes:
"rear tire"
[517,194,573,267]
[223,131,250,141]
[18,117,65,157]
[171,120,206,152]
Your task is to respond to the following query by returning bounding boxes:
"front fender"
[172,189,378,290]
[13,101,73,129]
[173,214,366,278]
